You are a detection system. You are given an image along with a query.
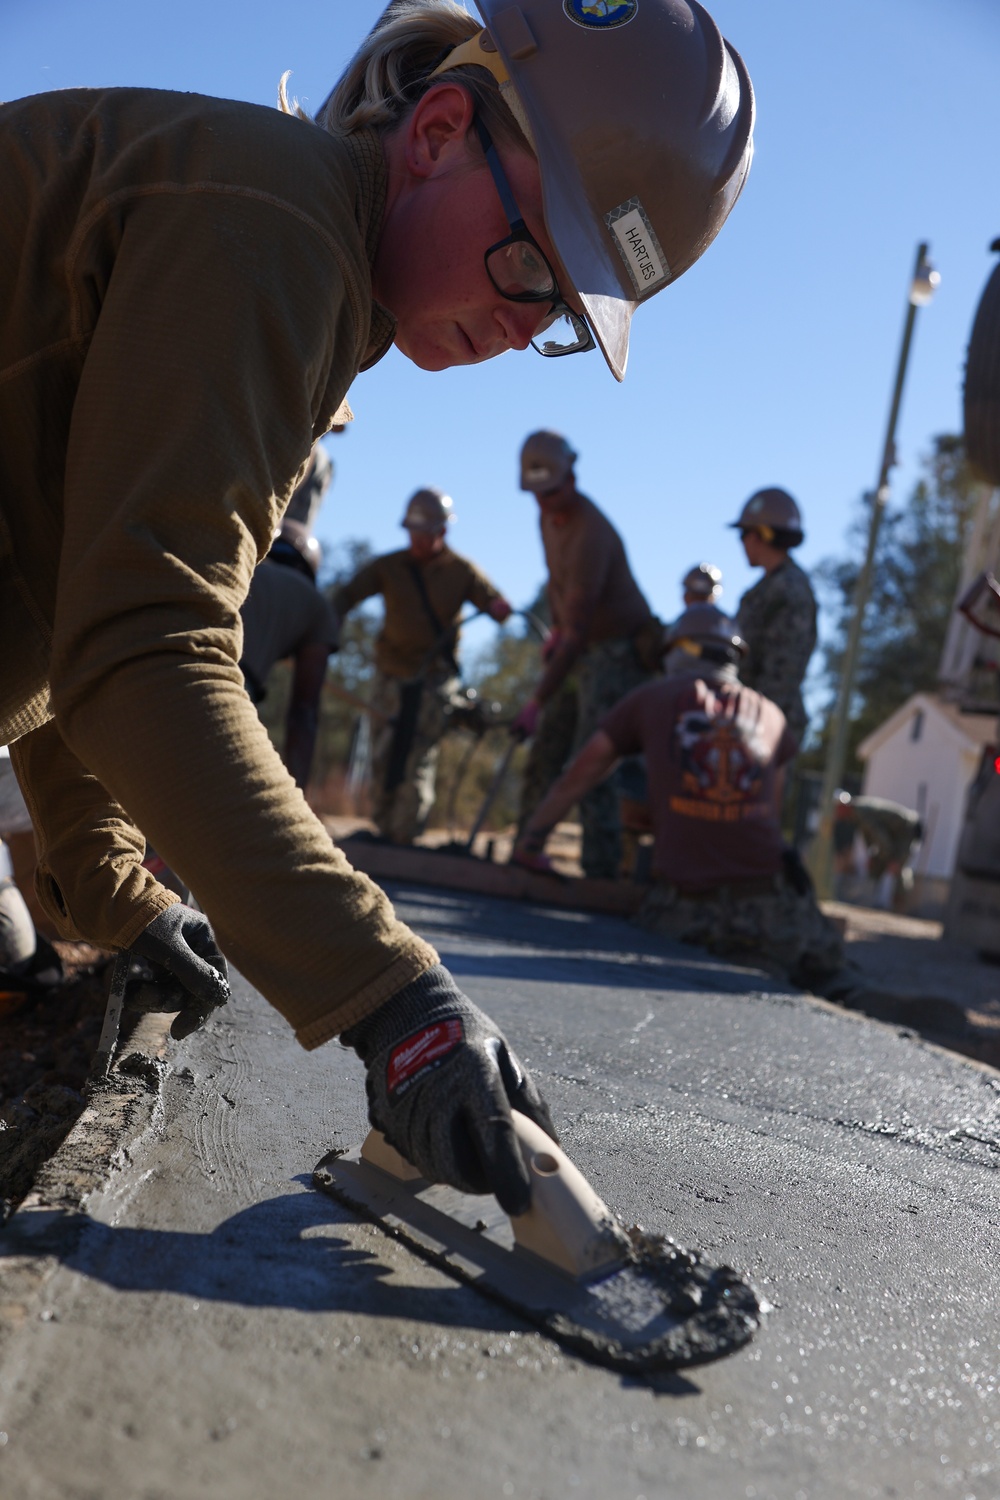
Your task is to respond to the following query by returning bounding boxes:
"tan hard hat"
[271,517,322,579]
[520,430,577,493]
[682,563,723,601]
[667,603,746,656]
[730,488,804,543]
[433,0,754,381]
[402,487,454,532]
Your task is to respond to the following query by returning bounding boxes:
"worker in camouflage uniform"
[515,588,579,838]
[334,489,511,844]
[730,489,817,746]
[834,791,923,910]
[512,431,662,880]
[516,681,578,837]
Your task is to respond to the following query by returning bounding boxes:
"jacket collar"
[342,128,396,371]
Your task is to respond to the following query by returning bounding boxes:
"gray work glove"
[342,965,557,1217]
[131,904,230,1040]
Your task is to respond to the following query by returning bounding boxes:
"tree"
[811,434,981,771]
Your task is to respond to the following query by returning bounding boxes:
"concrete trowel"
[313,1114,760,1375]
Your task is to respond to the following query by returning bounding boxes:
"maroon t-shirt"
[601,674,797,889]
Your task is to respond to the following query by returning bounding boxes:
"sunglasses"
[475,118,594,358]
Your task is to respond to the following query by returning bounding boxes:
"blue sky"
[3,0,999,704]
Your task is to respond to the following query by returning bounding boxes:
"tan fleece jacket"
[334,546,502,679]
[0,87,436,1046]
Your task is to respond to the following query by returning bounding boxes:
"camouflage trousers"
[575,636,652,879]
[516,678,578,836]
[370,668,457,845]
[635,874,858,999]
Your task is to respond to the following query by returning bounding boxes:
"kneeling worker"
[334,488,512,844]
[515,605,858,999]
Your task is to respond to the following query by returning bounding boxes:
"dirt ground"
[825,899,1000,1060]
[0,943,112,1218]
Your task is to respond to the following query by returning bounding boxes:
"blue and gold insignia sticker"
[563,0,639,30]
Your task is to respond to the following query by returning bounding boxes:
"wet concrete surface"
[1,884,999,1499]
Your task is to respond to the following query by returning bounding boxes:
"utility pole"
[808,243,940,898]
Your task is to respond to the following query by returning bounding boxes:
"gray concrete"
[2,883,999,1500]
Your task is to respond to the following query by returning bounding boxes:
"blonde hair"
[279,1,530,154]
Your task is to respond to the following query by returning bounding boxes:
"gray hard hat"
[667,603,746,656]
[730,487,804,544]
[429,0,755,382]
[520,430,577,493]
[402,487,454,532]
[682,563,723,601]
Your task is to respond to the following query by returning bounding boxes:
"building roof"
[856,692,998,761]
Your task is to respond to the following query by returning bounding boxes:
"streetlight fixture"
[807,242,940,898]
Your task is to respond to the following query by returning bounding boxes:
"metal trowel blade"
[313,1143,760,1376]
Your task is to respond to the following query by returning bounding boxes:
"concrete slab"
[1,885,999,1500]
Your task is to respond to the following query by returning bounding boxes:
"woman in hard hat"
[0,0,753,1212]
[730,489,817,746]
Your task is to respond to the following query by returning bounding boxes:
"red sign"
[387,1019,464,1096]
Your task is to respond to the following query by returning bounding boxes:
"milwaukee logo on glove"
[387,1019,464,1096]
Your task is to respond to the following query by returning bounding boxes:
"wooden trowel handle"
[508,1114,629,1278]
[360,1117,629,1280]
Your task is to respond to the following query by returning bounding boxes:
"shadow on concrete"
[1,1186,510,1326]
[0,1185,700,1394]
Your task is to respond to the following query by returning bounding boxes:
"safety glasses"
[475,119,594,358]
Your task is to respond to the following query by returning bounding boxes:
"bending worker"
[730,488,817,747]
[241,519,340,791]
[334,488,511,844]
[514,430,663,879]
[515,605,862,1002]
[0,0,753,1210]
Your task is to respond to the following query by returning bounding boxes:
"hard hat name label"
[606,199,669,296]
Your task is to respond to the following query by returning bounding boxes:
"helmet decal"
[563,0,639,29]
[605,198,669,296]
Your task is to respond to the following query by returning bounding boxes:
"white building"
[856,693,998,883]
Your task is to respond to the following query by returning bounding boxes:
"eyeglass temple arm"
[474,119,527,232]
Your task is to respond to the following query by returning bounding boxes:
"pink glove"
[510,700,541,740]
